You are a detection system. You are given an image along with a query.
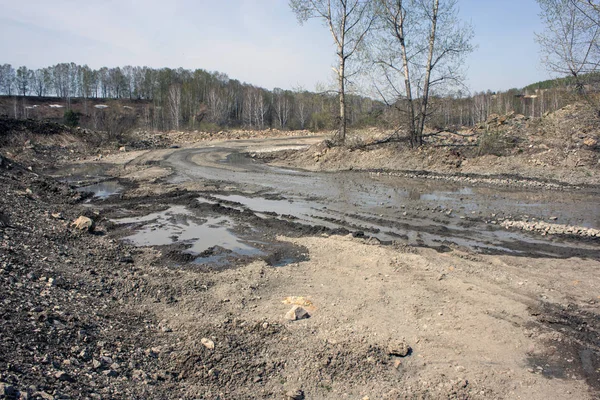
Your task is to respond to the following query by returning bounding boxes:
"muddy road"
[44,136,600,399]
[97,136,600,263]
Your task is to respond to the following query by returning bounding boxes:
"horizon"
[0,0,553,94]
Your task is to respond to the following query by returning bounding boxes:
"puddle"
[78,181,123,199]
[113,206,264,260]
[47,163,113,183]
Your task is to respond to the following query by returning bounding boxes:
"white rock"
[201,338,215,350]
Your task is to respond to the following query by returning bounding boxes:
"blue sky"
[0,0,552,94]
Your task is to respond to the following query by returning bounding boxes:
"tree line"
[1,0,597,139]
[0,62,384,132]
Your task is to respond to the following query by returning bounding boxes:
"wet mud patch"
[106,198,313,270]
[527,302,600,394]
[78,179,124,199]
[112,205,263,259]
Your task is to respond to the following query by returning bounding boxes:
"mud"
[2,133,599,399]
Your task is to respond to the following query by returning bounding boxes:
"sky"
[0,0,553,94]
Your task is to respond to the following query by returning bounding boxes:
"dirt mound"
[0,116,70,140]
[267,102,600,187]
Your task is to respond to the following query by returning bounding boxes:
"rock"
[132,369,147,381]
[201,338,215,350]
[33,392,54,400]
[99,356,113,365]
[71,216,94,232]
[388,341,411,357]
[78,348,91,361]
[102,369,118,377]
[92,359,102,369]
[119,146,127,152]
[0,383,18,397]
[55,371,73,382]
[286,389,305,400]
[285,305,310,321]
[583,137,598,147]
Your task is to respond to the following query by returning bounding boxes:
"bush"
[63,110,80,127]
[477,130,517,156]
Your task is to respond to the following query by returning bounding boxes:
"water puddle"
[47,163,113,183]
[113,206,264,261]
[78,181,123,199]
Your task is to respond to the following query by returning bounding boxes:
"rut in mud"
[47,135,600,270]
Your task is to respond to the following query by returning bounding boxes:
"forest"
[0,62,580,133]
[0,0,597,138]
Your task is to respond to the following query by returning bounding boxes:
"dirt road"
[3,135,599,399]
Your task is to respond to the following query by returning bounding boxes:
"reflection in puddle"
[78,181,123,199]
[113,206,263,259]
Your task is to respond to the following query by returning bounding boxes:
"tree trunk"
[338,57,346,143]
[418,0,439,146]
[396,4,417,147]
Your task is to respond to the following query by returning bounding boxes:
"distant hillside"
[523,72,600,91]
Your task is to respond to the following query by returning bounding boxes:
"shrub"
[477,130,518,156]
[63,110,80,127]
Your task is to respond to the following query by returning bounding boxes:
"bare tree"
[290,0,376,143]
[273,88,292,129]
[536,0,600,82]
[536,0,600,115]
[294,87,311,129]
[372,0,473,146]
[168,84,182,130]
[16,66,32,96]
[0,64,16,96]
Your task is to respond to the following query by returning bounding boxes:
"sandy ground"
[96,137,599,399]
[136,232,599,399]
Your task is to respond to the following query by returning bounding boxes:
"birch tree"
[168,84,182,130]
[536,0,600,85]
[372,0,473,146]
[536,0,600,114]
[290,0,376,143]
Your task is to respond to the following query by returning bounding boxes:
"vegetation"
[63,110,79,127]
[0,0,597,141]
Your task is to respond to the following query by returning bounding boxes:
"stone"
[583,137,597,147]
[132,369,147,381]
[201,338,215,350]
[286,389,305,400]
[92,359,102,369]
[0,383,18,397]
[71,216,94,232]
[55,371,73,382]
[102,369,118,377]
[285,305,310,321]
[33,392,54,400]
[78,348,91,361]
[388,341,411,357]
[119,146,127,152]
